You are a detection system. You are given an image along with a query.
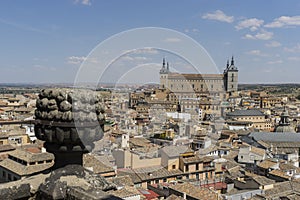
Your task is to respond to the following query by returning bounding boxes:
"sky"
[1,0,300,84]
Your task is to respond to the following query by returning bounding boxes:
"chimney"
[183,192,186,199]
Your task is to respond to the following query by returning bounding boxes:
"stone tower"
[159,58,169,89]
[223,56,238,93]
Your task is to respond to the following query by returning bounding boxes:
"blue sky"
[1,0,300,84]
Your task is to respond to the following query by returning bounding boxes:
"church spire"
[226,60,229,68]
[231,56,234,66]
[160,57,168,74]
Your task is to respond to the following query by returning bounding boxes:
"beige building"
[0,149,54,182]
[226,109,272,130]
[160,145,190,171]
[178,152,220,181]
[112,149,161,169]
[83,154,116,177]
[159,57,238,119]
[159,57,238,94]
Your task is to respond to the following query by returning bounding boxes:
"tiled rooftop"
[134,165,182,181]
[257,159,277,169]
[8,149,54,163]
[160,145,191,158]
[0,158,53,176]
[169,182,218,200]
[107,175,134,187]
[269,169,291,180]
[249,132,300,142]
[83,154,115,174]
[251,175,275,186]
[226,109,265,117]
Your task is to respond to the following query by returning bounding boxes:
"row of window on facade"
[8,155,52,166]
[238,117,264,120]
[144,171,215,186]
[1,170,18,182]
[170,84,224,90]
[169,79,223,82]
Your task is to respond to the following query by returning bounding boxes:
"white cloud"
[0,18,47,34]
[74,0,91,6]
[267,60,283,64]
[246,50,269,57]
[246,50,261,55]
[121,55,147,61]
[163,37,181,43]
[202,10,234,23]
[288,56,300,61]
[122,48,159,56]
[265,15,300,28]
[235,18,264,31]
[265,41,281,48]
[184,28,199,33]
[243,34,255,40]
[255,30,273,40]
[284,44,300,53]
[250,26,259,32]
[33,65,56,71]
[121,56,134,61]
[243,30,273,40]
[67,56,86,64]
[134,56,147,61]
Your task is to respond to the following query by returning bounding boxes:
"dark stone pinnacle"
[34,88,106,169]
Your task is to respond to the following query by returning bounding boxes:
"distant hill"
[238,83,300,95]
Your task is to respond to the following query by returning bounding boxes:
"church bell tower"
[159,58,169,89]
[223,56,238,93]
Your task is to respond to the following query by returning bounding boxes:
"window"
[196,164,199,171]
[185,165,189,172]
[172,165,176,169]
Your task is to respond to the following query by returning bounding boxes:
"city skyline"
[1,1,300,83]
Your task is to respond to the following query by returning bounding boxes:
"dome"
[275,125,295,133]
[274,108,295,133]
